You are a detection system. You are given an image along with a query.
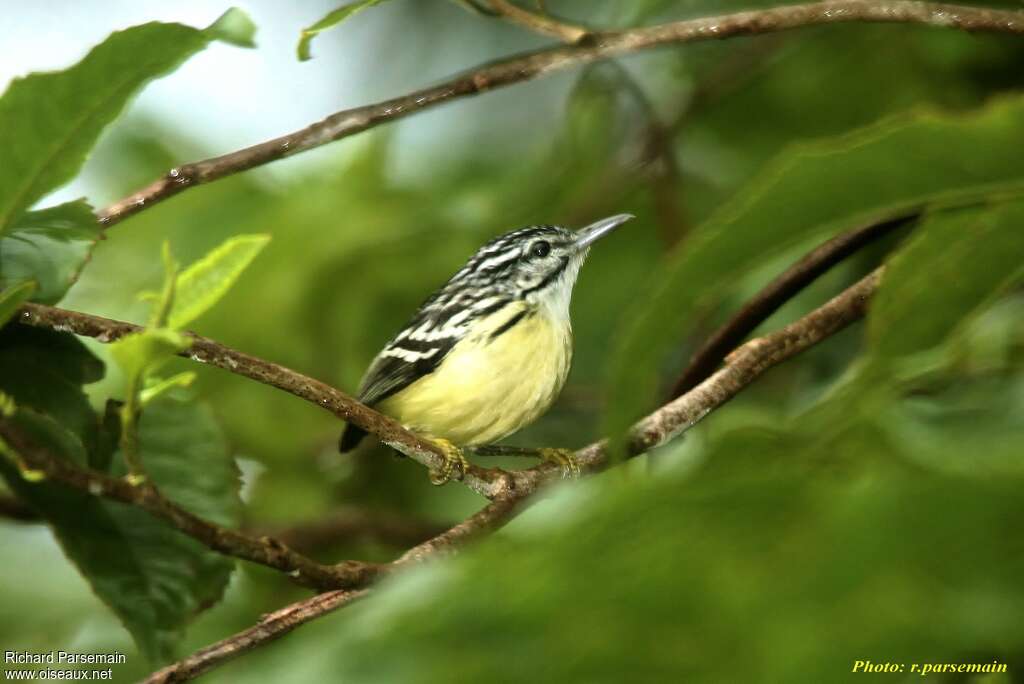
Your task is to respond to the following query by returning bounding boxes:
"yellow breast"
[377,302,572,446]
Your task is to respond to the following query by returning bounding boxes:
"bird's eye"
[530,241,551,258]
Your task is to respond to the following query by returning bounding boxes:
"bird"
[339,213,634,484]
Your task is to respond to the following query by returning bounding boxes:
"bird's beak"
[574,213,634,251]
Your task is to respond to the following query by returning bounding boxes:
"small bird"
[339,213,634,484]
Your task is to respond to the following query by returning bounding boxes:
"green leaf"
[0,280,36,327]
[796,199,1024,450]
[0,326,103,456]
[112,243,189,477]
[140,372,196,406]
[879,372,1024,477]
[0,200,100,304]
[297,0,392,61]
[0,324,237,662]
[168,234,270,330]
[0,11,255,234]
[148,241,179,329]
[109,329,190,381]
[239,431,1024,682]
[605,94,1024,451]
[869,201,1024,362]
[207,7,258,48]
[0,396,241,663]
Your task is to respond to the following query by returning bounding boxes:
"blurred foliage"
[607,93,1024,453]
[297,0,395,61]
[215,437,1024,683]
[1,0,1023,681]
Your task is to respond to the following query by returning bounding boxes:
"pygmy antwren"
[339,213,634,484]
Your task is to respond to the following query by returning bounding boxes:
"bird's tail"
[338,424,367,453]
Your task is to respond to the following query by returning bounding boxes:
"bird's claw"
[429,438,470,486]
[539,447,581,479]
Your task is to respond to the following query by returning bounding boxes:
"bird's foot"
[470,444,582,479]
[428,438,470,486]
[538,447,581,479]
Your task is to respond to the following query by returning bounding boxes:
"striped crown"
[390,225,580,351]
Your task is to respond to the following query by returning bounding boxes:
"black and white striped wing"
[339,267,514,452]
[338,326,456,452]
[357,336,454,407]
[358,288,511,406]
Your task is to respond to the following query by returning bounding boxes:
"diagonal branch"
[143,589,367,684]
[139,265,885,683]
[669,214,916,397]
[0,420,382,591]
[97,1,1024,227]
[395,495,523,565]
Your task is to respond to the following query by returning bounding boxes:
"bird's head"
[451,213,634,318]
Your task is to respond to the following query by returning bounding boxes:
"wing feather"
[357,341,452,407]
[358,291,511,407]
[339,336,454,452]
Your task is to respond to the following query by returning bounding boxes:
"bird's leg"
[428,437,470,486]
[538,448,581,479]
[472,445,581,479]
[471,445,539,458]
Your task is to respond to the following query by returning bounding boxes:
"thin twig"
[140,266,885,683]
[141,504,520,684]
[142,589,367,684]
[0,421,382,591]
[669,216,914,397]
[395,495,523,565]
[487,0,589,42]
[630,268,882,452]
[97,1,1024,227]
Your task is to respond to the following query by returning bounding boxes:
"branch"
[487,0,589,43]
[142,589,367,684]
[141,266,885,683]
[395,495,523,565]
[14,303,509,499]
[669,215,914,397]
[97,1,1024,227]
[140,501,521,684]
[0,420,382,591]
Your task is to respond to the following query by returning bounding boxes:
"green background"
[1,1,1023,682]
